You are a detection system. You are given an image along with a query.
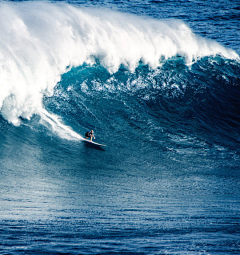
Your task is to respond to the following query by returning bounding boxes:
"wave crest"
[0,1,238,124]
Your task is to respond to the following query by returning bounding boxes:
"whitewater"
[0,1,238,126]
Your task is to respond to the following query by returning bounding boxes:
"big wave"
[0,1,239,127]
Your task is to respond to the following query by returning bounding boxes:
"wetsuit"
[85,131,92,138]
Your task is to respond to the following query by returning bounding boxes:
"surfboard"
[83,139,106,147]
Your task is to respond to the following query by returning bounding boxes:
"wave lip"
[0,1,239,124]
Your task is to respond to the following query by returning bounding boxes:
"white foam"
[0,1,238,125]
[40,109,83,140]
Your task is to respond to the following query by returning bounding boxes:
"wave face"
[1,1,240,254]
[44,54,240,150]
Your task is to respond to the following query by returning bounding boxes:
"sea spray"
[39,109,83,140]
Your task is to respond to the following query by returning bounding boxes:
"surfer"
[85,130,95,142]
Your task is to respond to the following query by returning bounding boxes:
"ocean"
[0,0,240,254]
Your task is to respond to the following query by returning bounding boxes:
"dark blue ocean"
[0,0,240,254]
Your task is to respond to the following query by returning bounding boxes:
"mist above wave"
[0,1,238,125]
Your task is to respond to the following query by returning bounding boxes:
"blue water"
[0,0,240,254]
